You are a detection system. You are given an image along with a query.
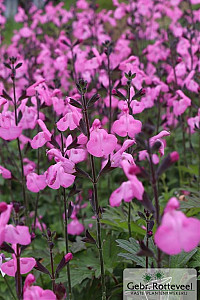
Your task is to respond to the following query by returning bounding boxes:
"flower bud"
[55,253,73,275]
[65,253,73,263]
[55,283,66,300]
[47,228,51,238]
[13,202,20,213]
[147,230,153,238]
[112,89,117,95]
[170,151,179,163]
[156,151,179,179]
[31,232,36,240]
[0,202,8,213]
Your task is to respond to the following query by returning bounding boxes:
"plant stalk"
[12,75,28,223]
[49,247,55,292]
[82,94,106,300]
[61,133,72,300]
[16,244,22,300]
[148,143,161,268]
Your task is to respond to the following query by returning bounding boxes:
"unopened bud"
[0,202,8,213]
[170,151,179,163]
[13,202,20,213]
[147,230,153,237]
[65,252,73,263]
[47,228,51,238]
[55,283,66,300]
[31,232,36,240]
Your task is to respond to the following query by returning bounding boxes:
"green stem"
[34,96,40,232]
[82,94,106,300]
[50,247,55,292]
[148,144,161,268]
[12,75,28,222]
[128,202,131,238]
[61,133,72,300]
[16,244,22,299]
[146,237,149,268]
[181,115,187,167]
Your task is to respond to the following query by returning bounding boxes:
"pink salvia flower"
[1,244,36,277]
[4,225,31,245]
[109,160,144,206]
[87,119,117,157]
[26,78,45,97]
[173,90,191,117]
[31,119,52,149]
[45,162,75,189]
[0,113,22,141]
[149,130,170,156]
[0,166,12,179]
[154,197,200,255]
[56,98,82,131]
[1,257,36,277]
[68,218,84,235]
[112,103,142,138]
[26,173,47,193]
[23,274,56,300]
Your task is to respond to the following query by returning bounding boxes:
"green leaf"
[70,236,86,253]
[101,219,145,235]
[57,268,93,288]
[169,249,197,268]
[188,248,200,268]
[178,165,198,176]
[116,238,145,267]
[116,238,157,267]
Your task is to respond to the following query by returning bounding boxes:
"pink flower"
[187,110,200,133]
[26,173,47,193]
[139,150,160,164]
[45,162,75,190]
[87,119,117,157]
[112,103,142,138]
[154,197,200,255]
[183,71,199,93]
[68,218,84,235]
[130,100,145,114]
[23,159,36,176]
[109,160,144,206]
[0,204,12,246]
[0,166,11,179]
[26,79,45,97]
[109,139,135,167]
[65,135,87,164]
[1,245,36,277]
[150,130,170,156]
[31,119,52,149]
[23,274,56,300]
[173,90,191,117]
[4,225,31,245]
[56,98,82,131]
[0,113,22,141]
